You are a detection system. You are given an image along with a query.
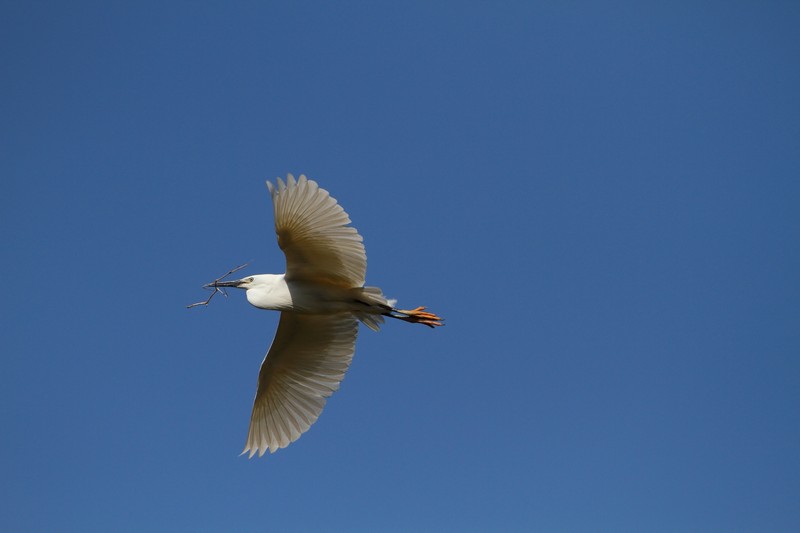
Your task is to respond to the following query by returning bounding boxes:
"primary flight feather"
[199,174,443,457]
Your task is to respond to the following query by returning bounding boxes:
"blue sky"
[3,1,799,531]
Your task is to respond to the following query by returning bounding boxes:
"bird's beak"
[204,279,245,289]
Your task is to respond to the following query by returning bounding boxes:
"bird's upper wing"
[267,174,366,287]
[243,312,359,457]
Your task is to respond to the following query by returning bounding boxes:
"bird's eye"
[247,277,254,283]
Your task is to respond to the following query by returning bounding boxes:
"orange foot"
[395,306,444,328]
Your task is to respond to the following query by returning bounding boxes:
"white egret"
[199,174,442,457]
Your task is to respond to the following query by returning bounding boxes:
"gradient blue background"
[3,2,799,531]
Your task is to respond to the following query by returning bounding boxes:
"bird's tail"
[352,286,396,332]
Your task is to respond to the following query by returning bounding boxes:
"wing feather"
[267,174,367,287]
[242,312,359,457]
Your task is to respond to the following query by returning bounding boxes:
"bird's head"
[205,274,287,311]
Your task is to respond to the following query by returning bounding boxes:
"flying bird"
[197,174,442,457]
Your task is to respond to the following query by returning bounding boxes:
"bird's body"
[243,274,389,317]
[200,174,442,457]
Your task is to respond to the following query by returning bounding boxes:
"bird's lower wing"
[243,312,359,457]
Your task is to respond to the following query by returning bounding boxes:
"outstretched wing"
[267,174,366,287]
[242,312,359,457]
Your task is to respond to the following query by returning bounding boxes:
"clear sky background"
[3,2,799,531]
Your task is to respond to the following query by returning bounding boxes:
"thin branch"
[186,287,225,309]
[186,261,251,309]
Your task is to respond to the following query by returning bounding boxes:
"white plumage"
[202,174,443,457]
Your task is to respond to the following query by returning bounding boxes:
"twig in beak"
[186,261,251,308]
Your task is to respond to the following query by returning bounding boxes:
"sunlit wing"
[267,174,366,287]
[242,312,359,457]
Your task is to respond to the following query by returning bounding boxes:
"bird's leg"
[387,306,444,328]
